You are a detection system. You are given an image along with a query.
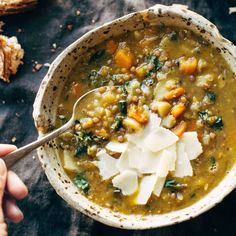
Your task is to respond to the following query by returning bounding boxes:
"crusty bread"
[0,35,24,82]
[0,0,37,15]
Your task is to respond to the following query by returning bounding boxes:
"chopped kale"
[111,74,125,83]
[74,174,90,193]
[142,78,155,87]
[75,144,87,157]
[210,116,223,130]
[120,84,128,97]
[74,131,105,157]
[206,91,217,102]
[198,111,208,121]
[164,179,186,191]
[111,115,123,131]
[147,55,162,72]
[89,49,105,62]
[118,100,127,115]
[169,31,178,41]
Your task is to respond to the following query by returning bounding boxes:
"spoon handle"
[1,120,73,168]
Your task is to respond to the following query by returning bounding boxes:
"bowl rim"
[33,4,236,229]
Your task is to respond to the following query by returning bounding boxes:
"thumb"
[0,159,7,223]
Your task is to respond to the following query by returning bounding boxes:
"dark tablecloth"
[0,0,236,235]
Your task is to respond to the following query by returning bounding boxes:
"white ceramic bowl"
[33,4,236,229]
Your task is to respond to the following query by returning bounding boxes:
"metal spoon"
[1,87,100,168]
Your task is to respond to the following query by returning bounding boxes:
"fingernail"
[0,159,6,176]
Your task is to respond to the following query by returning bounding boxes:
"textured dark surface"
[0,0,236,235]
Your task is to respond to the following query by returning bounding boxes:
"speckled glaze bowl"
[33,4,236,229]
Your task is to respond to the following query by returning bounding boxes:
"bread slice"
[0,0,37,15]
[0,35,24,82]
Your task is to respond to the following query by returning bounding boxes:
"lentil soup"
[56,26,236,215]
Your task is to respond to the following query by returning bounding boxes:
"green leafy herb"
[74,174,90,193]
[164,179,186,191]
[75,144,87,157]
[169,31,178,41]
[210,116,223,130]
[118,100,127,115]
[88,70,109,88]
[89,49,105,62]
[190,192,196,198]
[198,111,208,121]
[111,115,123,131]
[206,91,216,102]
[147,55,162,72]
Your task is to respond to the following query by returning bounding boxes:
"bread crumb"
[67,24,73,31]
[0,35,24,82]
[76,9,80,16]
[229,7,236,14]
[11,136,17,143]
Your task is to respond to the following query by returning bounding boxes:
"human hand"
[0,144,28,235]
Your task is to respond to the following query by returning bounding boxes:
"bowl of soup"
[33,4,236,229]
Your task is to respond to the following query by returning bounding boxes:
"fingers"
[6,171,28,200]
[0,160,7,223]
[0,222,7,236]
[3,197,23,224]
[0,144,17,157]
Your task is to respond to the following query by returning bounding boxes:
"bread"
[0,0,37,15]
[0,35,24,82]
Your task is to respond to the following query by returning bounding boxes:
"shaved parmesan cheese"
[116,150,130,172]
[166,144,177,171]
[112,170,138,195]
[138,148,162,174]
[126,132,144,150]
[135,174,157,205]
[180,132,203,160]
[156,150,175,177]
[153,176,166,197]
[106,141,128,153]
[174,143,193,177]
[96,150,119,180]
[144,112,161,135]
[144,127,179,152]
[128,145,142,170]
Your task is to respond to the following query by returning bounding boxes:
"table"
[0,0,236,235]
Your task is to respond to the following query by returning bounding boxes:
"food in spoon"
[0,35,24,82]
[56,25,236,215]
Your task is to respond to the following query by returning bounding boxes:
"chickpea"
[98,86,106,93]
[117,135,125,143]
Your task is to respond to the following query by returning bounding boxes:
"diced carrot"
[179,57,197,74]
[171,103,186,118]
[106,40,118,54]
[115,48,134,69]
[128,104,149,124]
[164,87,185,101]
[171,121,187,137]
[136,66,146,78]
[71,82,82,97]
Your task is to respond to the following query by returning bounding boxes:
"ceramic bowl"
[33,4,236,229]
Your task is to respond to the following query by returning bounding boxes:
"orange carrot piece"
[115,48,134,69]
[106,40,118,54]
[164,87,185,101]
[128,104,149,124]
[179,57,197,75]
[71,82,82,97]
[171,103,186,118]
[172,121,187,137]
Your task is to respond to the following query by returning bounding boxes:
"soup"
[56,26,236,215]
